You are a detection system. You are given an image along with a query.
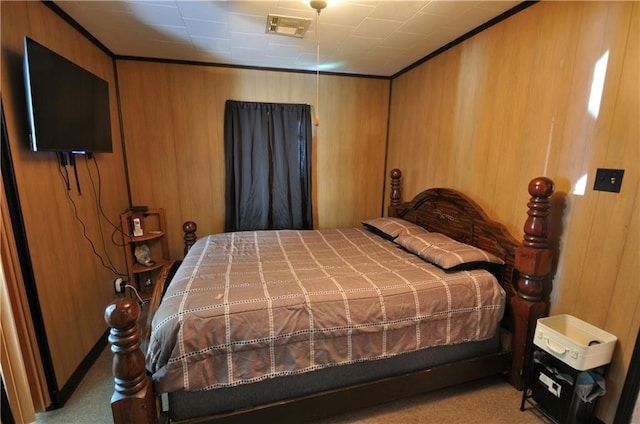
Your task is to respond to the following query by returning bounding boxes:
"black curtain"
[224,100,312,232]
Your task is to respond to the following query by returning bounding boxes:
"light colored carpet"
[36,347,546,423]
[312,375,548,424]
[35,347,114,424]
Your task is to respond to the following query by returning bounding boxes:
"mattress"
[147,228,505,393]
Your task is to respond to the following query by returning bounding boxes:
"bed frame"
[105,169,554,424]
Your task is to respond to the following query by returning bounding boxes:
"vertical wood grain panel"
[386,2,638,422]
[569,3,635,322]
[580,3,639,418]
[1,1,129,398]
[117,61,390,260]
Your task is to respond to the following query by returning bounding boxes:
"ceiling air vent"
[266,14,312,38]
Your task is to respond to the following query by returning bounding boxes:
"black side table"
[520,347,605,424]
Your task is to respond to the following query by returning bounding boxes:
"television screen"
[23,37,113,153]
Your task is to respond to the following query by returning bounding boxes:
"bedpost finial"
[388,169,402,217]
[183,221,198,255]
[514,176,555,302]
[528,177,554,198]
[105,299,157,422]
[523,177,554,249]
[183,221,197,234]
[105,298,140,329]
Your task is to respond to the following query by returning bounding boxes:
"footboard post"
[509,177,555,389]
[105,298,157,424]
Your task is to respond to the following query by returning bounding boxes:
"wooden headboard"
[389,181,519,296]
[387,168,554,388]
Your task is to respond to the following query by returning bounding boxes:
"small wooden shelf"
[131,258,171,274]
[125,231,166,244]
[120,208,170,301]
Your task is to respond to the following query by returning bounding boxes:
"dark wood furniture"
[105,169,555,424]
[120,208,171,301]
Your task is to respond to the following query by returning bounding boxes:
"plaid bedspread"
[147,228,505,393]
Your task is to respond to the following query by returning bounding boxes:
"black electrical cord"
[56,154,126,278]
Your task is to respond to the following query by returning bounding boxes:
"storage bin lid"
[534,314,617,370]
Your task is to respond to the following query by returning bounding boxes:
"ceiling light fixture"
[309,0,327,127]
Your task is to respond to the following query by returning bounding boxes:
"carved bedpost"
[105,298,157,424]
[183,221,197,254]
[508,177,555,389]
[388,168,402,217]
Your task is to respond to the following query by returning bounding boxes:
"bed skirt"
[167,330,501,421]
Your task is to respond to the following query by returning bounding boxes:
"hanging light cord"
[315,9,321,127]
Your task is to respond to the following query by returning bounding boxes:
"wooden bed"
[105,169,555,424]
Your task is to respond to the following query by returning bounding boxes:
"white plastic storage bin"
[533,314,617,371]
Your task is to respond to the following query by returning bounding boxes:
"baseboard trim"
[51,330,109,408]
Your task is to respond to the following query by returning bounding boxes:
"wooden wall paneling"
[1,1,129,404]
[316,74,389,228]
[385,2,639,422]
[118,61,390,259]
[570,2,635,323]
[158,65,213,246]
[542,2,613,315]
[450,41,485,194]
[116,62,185,261]
[490,4,575,228]
[512,3,582,267]
[415,53,457,190]
[602,186,640,421]
[460,22,517,202]
[603,3,640,337]
[387,48,471,201]
[118,61,235,259]
[576,4,639,419]
[551,2,634,318]
[386,72,423,193]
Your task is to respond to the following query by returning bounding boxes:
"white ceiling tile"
[229,32,270,49]
[53,0,522,76]
[126,2,185,27]
[368,1,429,21]
[419,1,477,17]
[399,12,450,35]
[319,2,376,27]
[231,47,268,62]
[266,42,303,58]
[379,31,429,50]
[228,12,266,33]
[184,18,229,38]
[191,36,231,53]
[227,1,273,16]
[75,10,145,32]
[149,25,191,42]
[337,35,380,55]
[176,1,229,22]
[353,18,402,39]
[316,23,355,44]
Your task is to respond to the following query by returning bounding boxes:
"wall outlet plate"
[593,168,624,193]
[114,277,125,294]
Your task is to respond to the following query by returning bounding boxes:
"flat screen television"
[23,37,113,153]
